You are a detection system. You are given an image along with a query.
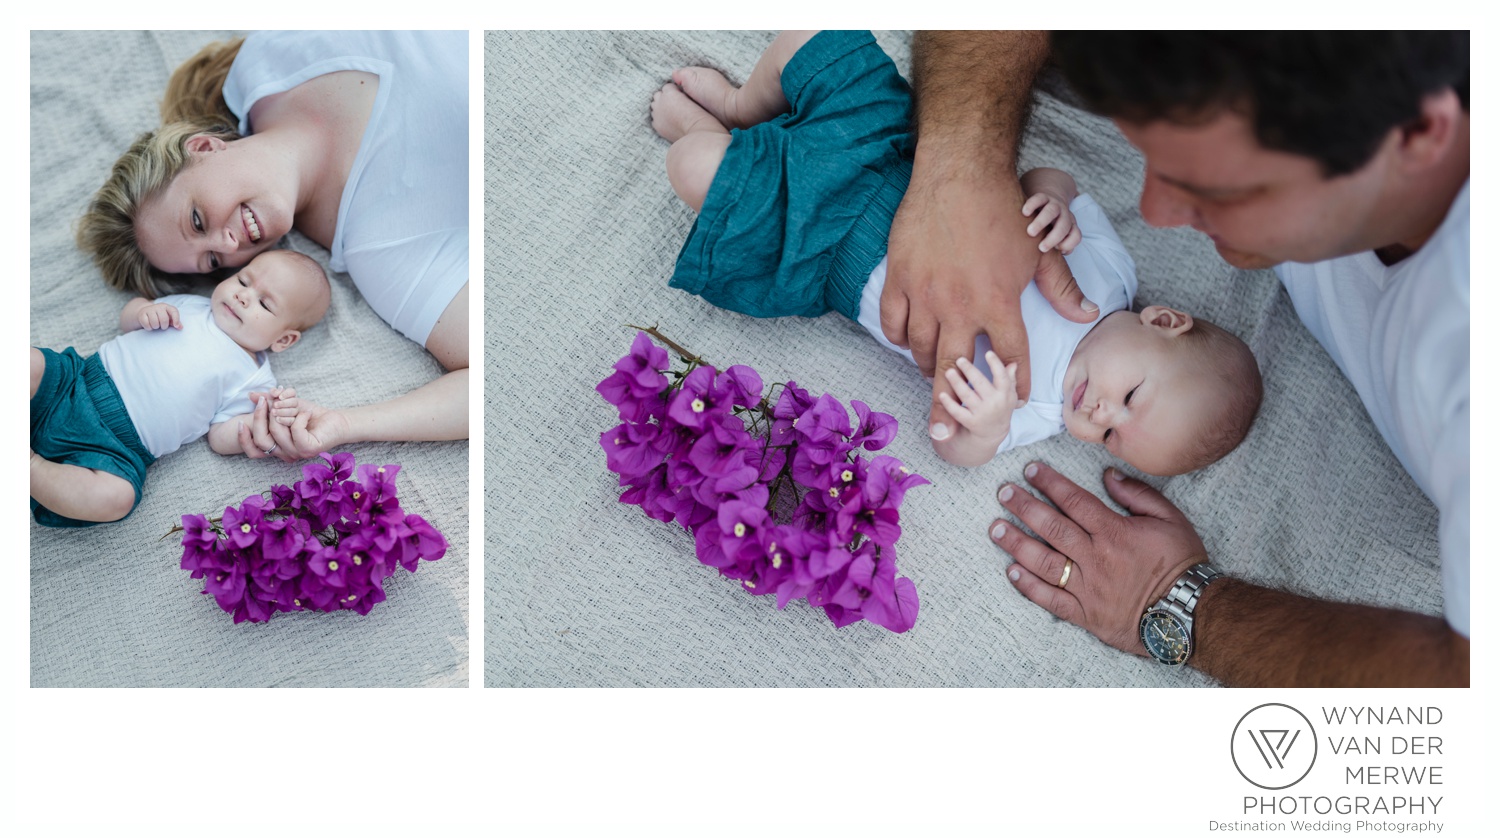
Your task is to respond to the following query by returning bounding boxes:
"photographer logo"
[1231,703,1317,790]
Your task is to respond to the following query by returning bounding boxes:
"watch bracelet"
[1156,562,1222,623]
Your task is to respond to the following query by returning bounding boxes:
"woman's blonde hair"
[76,38,245,296]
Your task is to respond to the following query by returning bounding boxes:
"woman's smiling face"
[133,135,291,275]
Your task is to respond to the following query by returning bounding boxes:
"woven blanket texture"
[29,31,469,688]
[483,30,1446,688]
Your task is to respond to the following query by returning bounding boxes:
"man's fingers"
[985,310,1032,403]
[877,282,912,350]
[1034,248,1097,324]
[1023,461,1120,536]
[907,315,941,378]
[1002,559,1082,625]
[927,367,959,439]
[989,517,1071,591]
[1103,467,1188,524]
[997,478,1089,556]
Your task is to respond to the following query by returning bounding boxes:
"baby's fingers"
[1059,226,1083,255]
[1027,203,1061,238]
[1021,193,1049,218]
[165,306,182,330]
[1039,215,1075,252]
[955,356,997,398]
[936,391,980,431]
[987,353,1020,400]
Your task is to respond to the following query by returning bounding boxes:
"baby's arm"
[932,351,1019,467]
[1020,167,1082,255]
[120,297,182,332]
[206,387,299,455]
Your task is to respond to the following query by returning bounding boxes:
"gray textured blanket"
[484,30,1443,687]
[29,31,469,687]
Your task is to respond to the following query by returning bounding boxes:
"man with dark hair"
[882,31,1469,686]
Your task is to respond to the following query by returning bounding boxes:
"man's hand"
[989,463,1204,655]
[882,31,1096,439]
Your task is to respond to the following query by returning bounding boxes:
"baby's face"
[209,251,323,353]
[1061,307,1220,475]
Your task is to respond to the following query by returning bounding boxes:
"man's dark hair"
[1050,32,1469,176]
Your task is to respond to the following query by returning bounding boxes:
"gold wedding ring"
[1058,559,1074,589]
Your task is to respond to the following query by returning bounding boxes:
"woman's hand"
[237,388,351,461]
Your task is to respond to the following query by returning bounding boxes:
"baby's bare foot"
[671,67,749,129]
[651,82,728,142]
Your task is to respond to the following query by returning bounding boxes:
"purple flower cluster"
[598,331,928,632]
[176,452,448,624]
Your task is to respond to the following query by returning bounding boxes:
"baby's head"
[1062,306,1261,476]
[209,249,330,354]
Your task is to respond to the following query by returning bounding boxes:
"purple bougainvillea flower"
[835,487,903,549]
[179,514,219,576]
[619,464,676,523]
[596,332,671,423]
[397,514,448,572]
[203,559,248,614]
[794,393,852,449]
[850,400,898,451]
[596,333,926,633]
[177,452,446,624]
[222,497,268,550]
[769,381,814,448]
[861,455,931,510]
[715,501,770,566]
[358,463,402,505]
[666,365,728,432]
[601,422,666,479]
[715,365,763,409]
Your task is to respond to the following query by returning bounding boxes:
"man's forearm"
[909,31,1049,170]
[1193,578,1470,687]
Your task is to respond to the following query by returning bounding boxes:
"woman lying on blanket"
[77,31,469,461]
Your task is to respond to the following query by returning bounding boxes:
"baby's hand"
[137,302,182,331]
[268,386,299,426]
[1021,190,1082,255]
[937,351,1019,441]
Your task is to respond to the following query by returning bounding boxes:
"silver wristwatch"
[1139,562,1222,666]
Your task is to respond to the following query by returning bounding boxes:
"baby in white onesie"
[905,171,1264,475]
[29,249,331,527]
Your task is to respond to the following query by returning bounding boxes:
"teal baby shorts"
[669,29,915,321]
[31,347,155,528]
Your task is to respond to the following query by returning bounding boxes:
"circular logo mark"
[1231,703,1317,789]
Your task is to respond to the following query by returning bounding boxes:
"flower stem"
[626,323,706,367]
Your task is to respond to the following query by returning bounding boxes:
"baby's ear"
[1139,305,1194,337]
[269,329,302,353]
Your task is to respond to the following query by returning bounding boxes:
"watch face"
[1140,611,1191,665]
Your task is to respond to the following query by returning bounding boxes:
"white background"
[7,7,1493,836]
